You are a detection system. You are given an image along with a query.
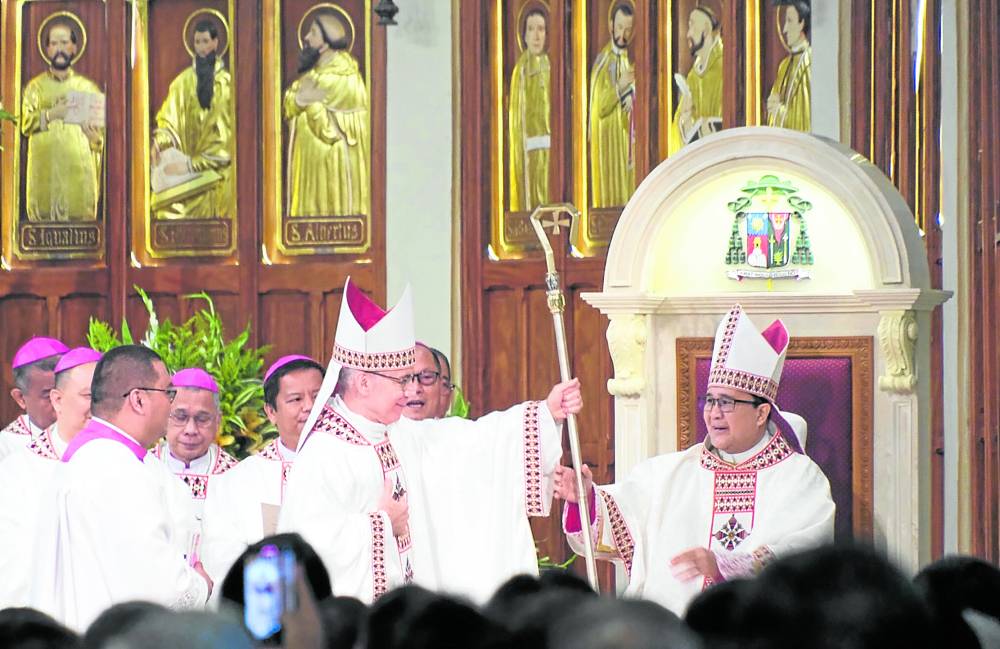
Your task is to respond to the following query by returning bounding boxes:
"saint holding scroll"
[21,14,104,222]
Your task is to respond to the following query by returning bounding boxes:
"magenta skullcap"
[264,355,318,383]
[171,368,219,394]
[53,347,103,374]
[12,337,70,370]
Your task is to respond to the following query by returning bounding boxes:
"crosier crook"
[528,203,599,593]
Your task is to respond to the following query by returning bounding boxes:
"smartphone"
[243,544,297,644]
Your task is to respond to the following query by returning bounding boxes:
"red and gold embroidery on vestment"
[2,416,32,438]
[368,512,388,600]
[698,433,793,589]
[332,345,416,372]
[259,440,294,503]
[317,405,415,586]
[522,401,544,516]
[28,427,60,461]
[600,489,636,577]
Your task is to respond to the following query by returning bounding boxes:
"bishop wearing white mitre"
[556,304,835,615]
[279,278,582,604]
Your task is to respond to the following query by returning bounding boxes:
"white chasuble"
[279,397,560,604]
[564,431,834,615]
[0,415,43,462]
[0,426,68,608]
[151,441,238,554]
[29,418,208,631]
[201,439,295,584]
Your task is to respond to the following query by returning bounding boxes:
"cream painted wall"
[385,4,454,359]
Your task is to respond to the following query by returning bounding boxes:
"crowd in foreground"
[1,281,998,648]
[1,537,999,649]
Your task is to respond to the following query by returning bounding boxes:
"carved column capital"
[877,310,918,394]
[606,313,648,398]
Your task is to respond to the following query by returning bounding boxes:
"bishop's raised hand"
[545,378,583,422]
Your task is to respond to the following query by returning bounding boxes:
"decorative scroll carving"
[877,311,917,394]
[606,313,647,397]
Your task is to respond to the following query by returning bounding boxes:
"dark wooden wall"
[968,0,999,565]
[459,0,958,578]
[0,0,387,427]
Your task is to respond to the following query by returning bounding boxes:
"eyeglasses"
[123,387,177,403]
[168,411,216,428]
[701,396,764,413]
[365,370,443,389]
[441,376,454,391]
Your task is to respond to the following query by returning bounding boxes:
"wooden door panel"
[483,287,525,412]
[0,296,49,424]
[259,292,313,366]
[57,295,109,347]
[525,287,561,403]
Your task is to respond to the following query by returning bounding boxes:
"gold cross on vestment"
[541,215,571,235]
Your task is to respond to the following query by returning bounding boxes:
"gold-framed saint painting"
[489,0,565,259]
[658,0,724,158]
[571,0,640,256]
[129,0,239,262]
[262,0,372,261]
[1,1,109,264]
[761,0,812,133]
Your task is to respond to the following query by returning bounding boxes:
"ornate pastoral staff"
[528,203,599,592]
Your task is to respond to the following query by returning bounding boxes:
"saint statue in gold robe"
[284,13,369,217]
[152,20,234,219]
[669,7,723,155]
[508,9,550,212]
[589,4,636,209]
[767,1,811,132]
[21,22,104,222]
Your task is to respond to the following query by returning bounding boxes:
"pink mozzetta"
[171,368,219,393]
[12,337,69,369]
[53,347,103,374]
[264,355,317,383]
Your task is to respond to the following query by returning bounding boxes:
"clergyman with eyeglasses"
[554,304,835,615]
[29,345,213,632]
[279,278,583,604]
[150,368,238,554]
[401,343,453,421]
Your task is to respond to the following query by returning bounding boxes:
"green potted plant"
[87,287,274,458]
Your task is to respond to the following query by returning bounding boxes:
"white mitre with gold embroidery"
[296,277,416,451]
[707,304,805,453]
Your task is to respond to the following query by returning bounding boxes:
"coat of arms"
[724,175,814,280]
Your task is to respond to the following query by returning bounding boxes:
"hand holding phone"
[243,544,297,644]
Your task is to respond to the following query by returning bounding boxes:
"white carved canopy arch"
[582,127,950,575]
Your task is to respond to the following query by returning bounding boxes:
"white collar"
[49,424,70,457]
[90,417,145,448]
[333,395,389,443]
[715,428,773,465]
[23,415,44,437]
[163,443,213,473]
[610,43,625,55]
[277,439,297,461]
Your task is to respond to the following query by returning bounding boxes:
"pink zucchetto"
[264,355,317,383]
[12,337,70,369]
[171,368,219,394]
[53,347,103,374]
